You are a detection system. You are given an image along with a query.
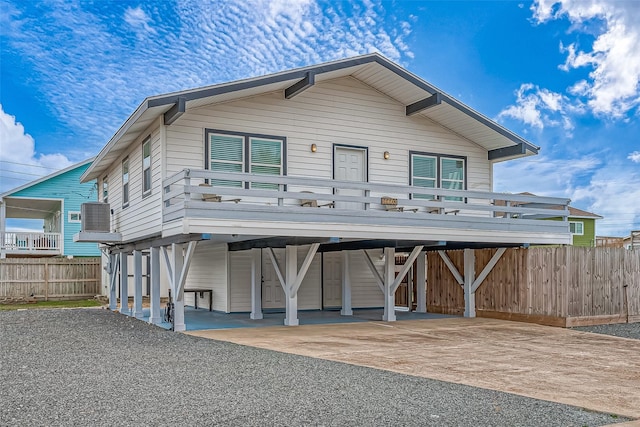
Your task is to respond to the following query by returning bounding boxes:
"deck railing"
[163,169,571,223]
[1,232,62,254]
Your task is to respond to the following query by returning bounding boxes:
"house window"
[411,152,466,201]
[205,129,285,189]
[68,211,81,223]
[569,221,584,235]
[122,157,129,208]
[102,177,109,203]
[142,138,151,196]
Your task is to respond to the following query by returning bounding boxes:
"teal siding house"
[0,158,100,258]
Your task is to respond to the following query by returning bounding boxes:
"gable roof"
[1,158,95,199]
[81,52,540,182]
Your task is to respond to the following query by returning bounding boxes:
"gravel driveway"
[0,309,630,426]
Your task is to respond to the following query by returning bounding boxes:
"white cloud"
[3,0,414,151]
[628,151,640,163]
[124,6,156,35]
[0,105,72,193]
[532,0,640,118]
[494,152,640,236]
[497,84,575,131]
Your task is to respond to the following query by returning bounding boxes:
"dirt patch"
[188,318,640,419]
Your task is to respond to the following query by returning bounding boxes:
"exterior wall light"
[383,151,390,160]
[311,144,317,153]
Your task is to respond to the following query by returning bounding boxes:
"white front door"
[322,252,342,308]
[334,146,366,210]
[262,249,285,310]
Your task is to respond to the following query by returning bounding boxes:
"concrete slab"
[188,318,640,419]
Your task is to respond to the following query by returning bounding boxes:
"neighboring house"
[561,206,602,247]
[623,231,640,250]
[498,192,602,247]
[0,158,100,258]
[76,53,572,331]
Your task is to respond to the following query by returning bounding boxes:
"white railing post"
[278,184,284,206]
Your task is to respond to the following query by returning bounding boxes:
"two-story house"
[76,53,571,331]
[1,158,100,258]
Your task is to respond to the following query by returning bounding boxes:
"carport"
[189,317,640,419]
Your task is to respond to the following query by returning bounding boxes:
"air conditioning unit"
[81,202,111,232]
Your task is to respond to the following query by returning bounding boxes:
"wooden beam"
[362,250,384,292]
[284,71,314,99]
[341,251,352,316]
[149,247,162,324]
[284,245,298,326]
[290,243,320,295]
[176,241,197,299]
[163,96,186,125]
[382,247,396,321]
[133,250,144,318]
[438,250,464,286]
[250,248,263,320]
[108,254,119,311]
[463,249,476,318]
[406,93,441,116]
[266,247,285,291]
[161,246,173,284]
[471,247,506,293]
[119,252,130,315]
[391,245,424,293]
[488,143,527,161]
[416,251,427,313]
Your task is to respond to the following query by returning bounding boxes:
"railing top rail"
[164,169,571,206]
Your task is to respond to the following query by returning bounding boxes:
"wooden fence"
[427,247,640,327]
[0,257,101,301]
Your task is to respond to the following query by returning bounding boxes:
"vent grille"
[81,202,111,232]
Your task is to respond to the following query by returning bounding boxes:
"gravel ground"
[574,322,640,340]
[0,309,629,427]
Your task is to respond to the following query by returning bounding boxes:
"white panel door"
[322,253,342,308]
[262,249,285,310]
[334,147,366,210]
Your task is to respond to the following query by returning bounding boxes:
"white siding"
[106,119,164,242]
[321,250,385,309]
[184,241,228,312]
[166,77,490,191]
[234,247,321,311]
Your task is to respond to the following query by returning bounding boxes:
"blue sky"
[1,0,639,236]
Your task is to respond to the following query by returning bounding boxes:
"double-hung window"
[569,221,584,235]
[122,158,129,208]
[411,152,466,201]
[142,138,151,196]
[206,129,285,189]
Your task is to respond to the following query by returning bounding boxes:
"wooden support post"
[44,259,49,301]
[284,245,299,326]
[416,251,427,313]
[108,254,119,311]
[250,248,263,320]
[464,249,476,318]
[149,247,162,324]
[172,243,186,332]
[119,252,130,315]
[133,250,144,318]
[382,247,396,322]
[340,251,352,316]
[0,200,5,259]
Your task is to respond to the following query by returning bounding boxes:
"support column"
[463,248,476,318]
[119,252,130,315]
[416,251,427,313]
[284,245,298,326]
[108,253,118,311]
[250,248,263,320]
[133,250,144,318]
[340,250,352,316]
[172,243,186,332]
[382,247,396,322]
[148,247,161,324]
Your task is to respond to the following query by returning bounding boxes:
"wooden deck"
[162,169,573,245]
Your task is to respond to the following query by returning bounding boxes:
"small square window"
[68,211,81,223]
